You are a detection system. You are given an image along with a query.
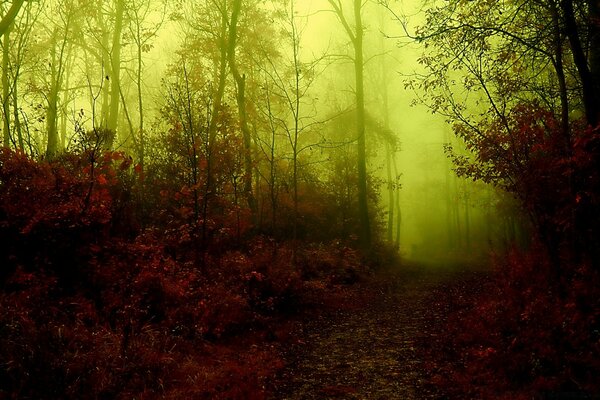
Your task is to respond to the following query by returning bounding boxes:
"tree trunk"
[228,0,256,215]
[561,0,600,127]
[0,0,24,38]
[97,13,111,129]
[106,0,125,149]
[2,24,11,147]
[393,152,402,250]
[463,185,471,250]
[46,85,59,158]
[353,0,371,249]
[12,67,22,149]
[203,1,230,237]
[60,43,74,151]
[588,0,600,108]
[386,143,394,242]
[136,28,145,167]
[45,12,71,159]
[550,1,571,150]
[45,29,60,158]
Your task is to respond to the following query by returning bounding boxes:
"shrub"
[427,247,600,399]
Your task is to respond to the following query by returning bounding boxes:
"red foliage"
[0,148,370,399]
[450,102,600,271]
[423,247,600,399]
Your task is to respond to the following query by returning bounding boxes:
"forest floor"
[267,259,489,400]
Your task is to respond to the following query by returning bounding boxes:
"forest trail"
[268,262,482,400]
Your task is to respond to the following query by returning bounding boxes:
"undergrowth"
[423,247,600,399]
[0,149,372,399]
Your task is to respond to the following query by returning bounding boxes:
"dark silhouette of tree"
[328,0,371,249]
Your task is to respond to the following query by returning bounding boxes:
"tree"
[254,0,326,258]
[226,0,256,214]
[125,0,166,168]
[560,0,600,127]
[1,0,42,151]
[370,5,401,247]
[42,0,76,158]
[0,0,25,38]
[105,0,124,148]
[1,0,33,148]
[328,0,371,249]
[406,0,600,266]
[2,16,11,147]
[78,0,126,148]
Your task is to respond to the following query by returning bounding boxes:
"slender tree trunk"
[228,0,256,215]
[60,43,74,151]
[353,0,371,249]
[203,2,229,237]
[377,7,395,245]
[291,0,302,263]
[587,0,600,109]
[550,2,571,150]
[454,175,462,248]
[12,68,22,149]
[561,0,600,127]
[46,86,59,157]
[270,129,277,234]
[393,150,401,250]
[45,29,59,158]
[2,24,11,147]
[444,134,454,249]
[45,16,70,159]
[328,0,371,248]
[182,64,200,225]
[106,0,125,149]
[136,28,145,167]
[0,0,24,38]
[386,144,394,242]
[463,182,471,250]
[98,15,111,128]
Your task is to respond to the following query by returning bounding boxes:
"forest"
[0,0,598,398]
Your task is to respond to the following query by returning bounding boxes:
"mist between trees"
[0,0,537,260]
[2,0,600,398]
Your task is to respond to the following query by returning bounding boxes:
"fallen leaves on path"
[268,264,480,399]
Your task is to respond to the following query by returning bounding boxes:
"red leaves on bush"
[0,148,373,399]
[424,247,600,399]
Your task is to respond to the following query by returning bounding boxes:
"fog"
[3,2,598,398]
[292,0,520,260]
[0,0,525,261]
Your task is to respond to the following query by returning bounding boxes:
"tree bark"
[203,1,230,237]
[45,28,60,158]
[386,143,394,242]
[549,1,571,150]
[106,0,125,149]
[353,0,371,249]
[12,67,22,149]
[0,0,24,38]
[2,23,11,147]
[588,0,600,106]
[228,0,256,214]
[561,0,600,127]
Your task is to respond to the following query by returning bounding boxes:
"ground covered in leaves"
[267,251,599,400]
[267,261,487,400]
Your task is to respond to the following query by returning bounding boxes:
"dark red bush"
[425,247,600,399]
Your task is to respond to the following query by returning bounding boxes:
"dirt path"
[268,264,479,399]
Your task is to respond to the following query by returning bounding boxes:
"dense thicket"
[0,144,380,398]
